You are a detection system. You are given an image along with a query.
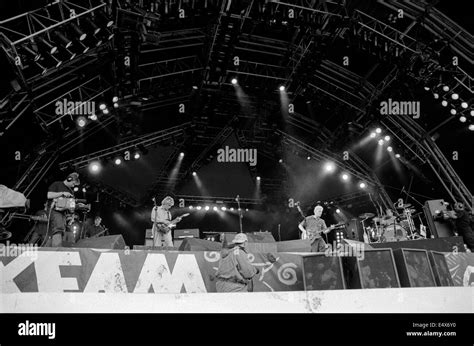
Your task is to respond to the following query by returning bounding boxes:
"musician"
[151,196,175,247]
[215,233,259,292]
[84,216,107,238]
[298,205,330,252]
[45,172,80,247]
[449,202,474,251]
[28,201,48,245]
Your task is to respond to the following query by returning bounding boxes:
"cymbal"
[359,213,375,219]
[396,203,412,209]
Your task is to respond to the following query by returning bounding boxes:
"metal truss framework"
[175,195,262,206]
[382,115,472,207]
[59,122,192,170]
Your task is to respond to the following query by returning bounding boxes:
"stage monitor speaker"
[174,228,200,239]
[248,232,276,243]
[302,254,346,290]
[423,199,455,238]
[178,238,223,251]
[276,239,311,253]
[343,248,400,289]
[428,251,454,287]
[346,218,364,241]
[75,235,126,250]
[392,248,436,287]
[133,245,178,251]
[221,232,237,247]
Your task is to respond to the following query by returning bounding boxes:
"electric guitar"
[154,213,190,234]
[296,203,344,241]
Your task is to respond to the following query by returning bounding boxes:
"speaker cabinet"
[75,235,126,250]
[428,251,454,287]
[393,249,436,287]
[343,248,400,289]
[302,254,346,290]
[346,218,364,241]
[423,199,455,238]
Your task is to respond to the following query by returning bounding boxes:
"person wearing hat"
[151,196,176,247]
[215,233,259,292]
[45,172,80,247]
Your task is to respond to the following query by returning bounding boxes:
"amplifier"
[174,228,200,239]
[423,199,455,238]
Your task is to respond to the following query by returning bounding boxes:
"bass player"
[151,196,188,248]
[298,205,335,252]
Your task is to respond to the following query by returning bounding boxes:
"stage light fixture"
[82,187,86,193]
[324,162,335,172]
[205,206,210,211]
[213,206,218,211]
[469,124,474,131]
[278,159,283,163]
[459,116,467,123]
[192,171,197,176]
[451,93,459,100]
[89,161,101,173]
[38,37,57,54]
[245,208,249,212]
[134,152,140,159]
[221,207,227,211]
[450,109,456,115]
[70,23,87,41]
[77,116,87,127]
[384,135,390,141]
[192,85,198,90]
[84,17,101,35]
[433,93,439,99]
[112,96,119,103]
[256,176,261,181]
[74,187,79,192]
[230,207,234,211]
[378,139,384,145]
[342,173,349,181]
[231,78,238,85]
[89,114,97,121]
[470,110,474,116]
[461,102,468,109]
[370,132,376,138]
[387,146,393,152]
[114,158,122,165]
[196,206,202,210]
[359,182,366,189]
[395,154,401,158]
[441,100,448,107]
[35,62,48,75]
[442,85,450,92]
[279,85,285,91]
[99,103,106,110]
[375,128,382,134]
[189,206,194,209]
[113,103,119,108]
[180,152,185,157]
[103,108,109,115]
[336,209,341,213]
[52,31,72,49]
[423,86,430,91]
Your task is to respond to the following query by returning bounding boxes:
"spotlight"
[231,78,238,85]
[230,207,234,211]
[82,187,86,193]
[278,159,283,163]
[89,161,101,173]
[205,206,210,211]
[324,162,335,172]
[114,158,122,165]
[112,96,119,103]
[423,86,430,91]
[74,187,79,192]
[99,103,106,110]
[180,152,185,157]
[384,135,390,141]
[245,208,249,212]
[196,206,202,210]
[459,116,467,123]
[359,182,367,189]
[442,85,450,92]
[189,206,194,209]
[433,93,439,99]
[378,139,384,145]
[375,128,382,134]
[342,173,349,181]
[450,109,457,115]
[113,103,119,108]
[89,114,98,121]
[77,116,87,128]
[134,152,140,159]
[213,206,218,211]
[336,209,341,213]
[441,100,448,107]
[103,109,109,115]
[192,171,197,176]
[387,146,393,152]
[279,85,285,91]
[307,156,311,160]
[221,206,227,211]
[451,93,459,100]
[38,37,57,54]
[469,124,474,131]
[395,154,401,158]
[471,110,474,117]
[461,102,468,109]
[192,85,198,90]
[370,132,376,138]
[256,176,261,181]
[70,23,87,41]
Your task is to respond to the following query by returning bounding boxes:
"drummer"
[381,209,397,226]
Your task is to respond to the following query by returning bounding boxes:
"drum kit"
[358,203,424,243]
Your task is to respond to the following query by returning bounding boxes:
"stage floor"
[1,287,471,313]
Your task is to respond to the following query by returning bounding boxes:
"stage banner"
[444,252,474,286]
[0,247,304,293]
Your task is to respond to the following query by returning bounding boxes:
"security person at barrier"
[215,233,259,292]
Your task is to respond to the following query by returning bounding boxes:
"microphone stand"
[236,195,243,233]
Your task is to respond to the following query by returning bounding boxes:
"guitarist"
[298,205,331,252]
[151,196,178,247]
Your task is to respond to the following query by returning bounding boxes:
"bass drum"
[381,224,407,242]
